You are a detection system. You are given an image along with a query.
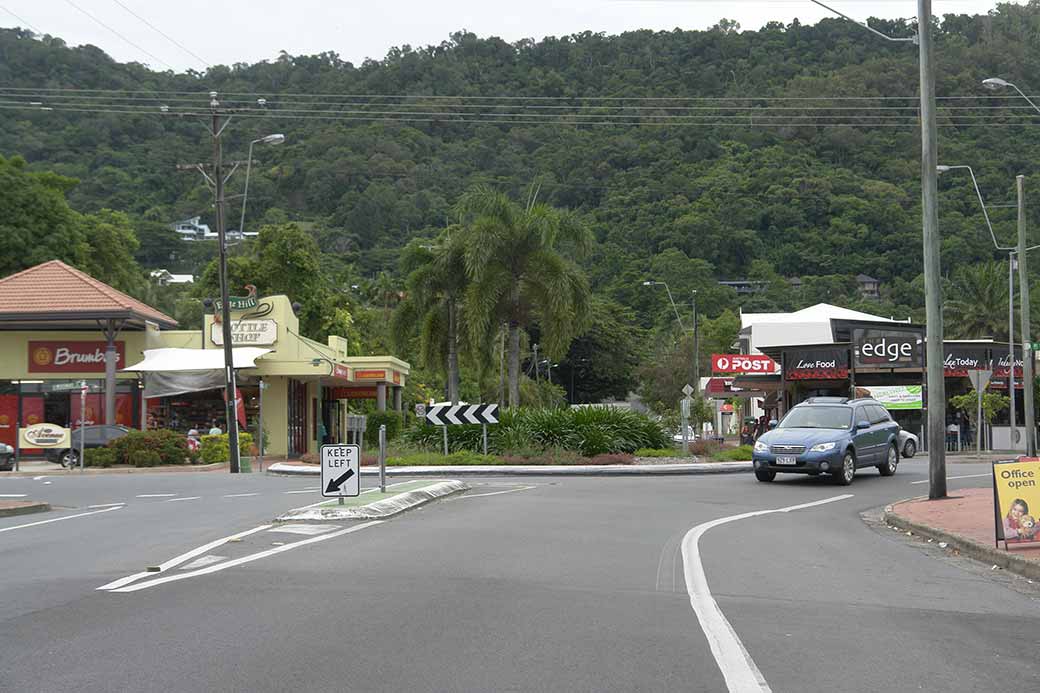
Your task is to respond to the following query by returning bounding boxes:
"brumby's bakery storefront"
[0,261,409,459]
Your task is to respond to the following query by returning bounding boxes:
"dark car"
[752,397,901,485]
[0,442,13,471]
[45,425,130,468]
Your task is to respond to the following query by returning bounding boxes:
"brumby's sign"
[28,341,125,373]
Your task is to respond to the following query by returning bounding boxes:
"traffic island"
[0,500,51,517]
[276,479,469,522]
[885,488,1040,580]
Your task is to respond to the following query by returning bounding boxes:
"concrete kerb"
[0,501,51,518]
[0,462,226,478]
[883,501,1040,581]
[277,480,469,522]
[266,461,752,477]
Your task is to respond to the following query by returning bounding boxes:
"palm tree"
[391,230,468,403]
[456,185,592,408]
[944,260,1010,341]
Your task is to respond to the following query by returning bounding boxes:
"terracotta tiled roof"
[0,260,177,326]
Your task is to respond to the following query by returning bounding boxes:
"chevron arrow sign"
[425,403,499,426]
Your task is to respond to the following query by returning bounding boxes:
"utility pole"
[1019,175,1036,456]
[692,290,700,395]
[918,0,946,499]
[1009,252,1017,449]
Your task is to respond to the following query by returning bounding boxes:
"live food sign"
[785,348,849,380]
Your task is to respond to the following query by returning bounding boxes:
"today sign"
[321,444,360,498]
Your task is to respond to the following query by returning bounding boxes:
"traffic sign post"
[321,444,360,502]
[967,369,993,457]
[424,404,500,456]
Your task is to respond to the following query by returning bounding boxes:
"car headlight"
[809,441,837,453]
[753,440,769,453]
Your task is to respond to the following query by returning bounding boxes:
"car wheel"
[902,440,916,458]
[755,469,776,482]
[833,451,855,486]
[60,450,78,468]
[879,444,899,477]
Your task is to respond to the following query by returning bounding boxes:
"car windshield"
[778,406,852,430]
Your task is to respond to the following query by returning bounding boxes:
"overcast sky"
[0,1,1017,73]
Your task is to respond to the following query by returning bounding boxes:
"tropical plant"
[949,389,1010,425]
[944,261,1010,341]
[456,185,592,407]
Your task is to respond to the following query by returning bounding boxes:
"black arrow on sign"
[325,468,356,494]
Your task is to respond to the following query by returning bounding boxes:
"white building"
[149,269,194,286]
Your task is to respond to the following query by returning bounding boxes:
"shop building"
[0,261,409,459]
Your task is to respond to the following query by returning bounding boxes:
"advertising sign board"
[853,328,923,369]
[784,348,849,381]
[210,320,277,346]
[28,341,125,373]
[944,347,987,377]
[711,354,780,375]
[858,385,923,410]
[993,459,1040,547]
[18,423,71,448]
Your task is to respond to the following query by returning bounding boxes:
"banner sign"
[19,423,70,448]
[993,459,1040,547]
[210,319,277,346]
[213,285,258,312]
[853,328,923,368]
[784,348,849,380]
[993,350,1024,379]
[28,341,125,373]
[329,387,378,400]
[858,385,923,410]
[944,347,987,377]
[711,354,779,374]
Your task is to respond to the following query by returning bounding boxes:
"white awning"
[123,347,271,372]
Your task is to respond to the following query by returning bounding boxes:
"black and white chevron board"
[425,403,499,426]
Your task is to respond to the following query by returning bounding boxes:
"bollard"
[379,424,387,494]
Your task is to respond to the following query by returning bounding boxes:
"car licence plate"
[776,456,797,465]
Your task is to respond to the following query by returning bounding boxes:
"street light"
[982,77,1040,114]
[642,280,686,332]
[238,133,285,239]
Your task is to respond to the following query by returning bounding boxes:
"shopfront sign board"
[28,341,124,373]
[853,328,923,369]
[860,385,922,410]
[711,354,779,374]
[19,423,70,448]
[784,348,849,381]
[944,347,987,377]
[210,320,277,346]
[321,444,360,497]
[993,459,1040,548]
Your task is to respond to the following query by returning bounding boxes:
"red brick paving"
[891,487,1040,562]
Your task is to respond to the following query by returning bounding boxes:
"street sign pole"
[482,424,488,455]
[378,424,387,494]
[968,369,993,458]
[79,381,86,471]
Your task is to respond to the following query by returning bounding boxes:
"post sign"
[210,319,277,346]
[784,348,849,380]
[711,354,779,374]
[993,459,1040,547]
[28,341,124,373]
[19,423,71,448]
[321,444,360,498]
[853,328,923,368]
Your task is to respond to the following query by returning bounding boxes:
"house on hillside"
[717,279,768,295]
[856,273,881,300]
[149,269,194,286]
[171,216,215,242]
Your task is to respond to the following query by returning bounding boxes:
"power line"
[109,0,209,70]
[60,0,174,71]
[0,5,40,34]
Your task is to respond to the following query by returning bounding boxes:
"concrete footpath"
[267,460,752,477]
[0,499,51,517]
[885,487,1040,580]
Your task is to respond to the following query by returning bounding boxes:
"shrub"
[689,439,723,457]
[111,429,190,466]
[365,411,402,446]
[83,447,117,468]
[200,432,253,464]
[129,450,162,467]
[386,451,498,466]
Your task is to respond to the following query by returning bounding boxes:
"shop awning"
[123,347,271,372]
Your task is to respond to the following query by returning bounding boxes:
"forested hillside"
[2,3,1040,405]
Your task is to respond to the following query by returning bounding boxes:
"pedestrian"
[208,421,223,436]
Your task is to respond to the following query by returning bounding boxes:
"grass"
[710,445,754,462]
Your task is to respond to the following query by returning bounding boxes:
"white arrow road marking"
[180,555,227,570]
[910,473,990,485]
[97,524,271,591]
[681,494,854,693]
[454,485,536,499]
[109,520,384,593]
[268,524,340,536]
[0,505,123,534]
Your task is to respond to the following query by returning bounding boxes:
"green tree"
[944,261,1009,341]
[949,388,1010,426]
[456,185,592,408]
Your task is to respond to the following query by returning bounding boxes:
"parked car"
[45,425,130,468]
[671,427,700,445]
[751,397,901,485]
[0,442,13,471]
[897,429,918,458]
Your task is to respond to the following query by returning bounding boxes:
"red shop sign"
[329,387,378,400]
[28,341,125,373]
[711,353,779,374]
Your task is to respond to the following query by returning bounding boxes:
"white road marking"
[88,503,126,508]
[284,489,319,494]
[268,524,339,536]
[0,505,123,534]
[456,485,536,499]
[290,480,416,511]
[164,496,202,502]
[110,520,384,593]
[0,494,27,498]
[681,494,853,693]
[97,524,271,590]
[223,493,259,498]
[910,473,990,485]
[136,493,177,498]
[32,476,45,480]
[180,555,227,570]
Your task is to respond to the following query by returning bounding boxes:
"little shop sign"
[28,341,124,373]
[711,354,779,374]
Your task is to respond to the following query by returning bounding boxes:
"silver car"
[897,429,918,458]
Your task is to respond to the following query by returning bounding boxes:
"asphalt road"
[0,460,1036,692]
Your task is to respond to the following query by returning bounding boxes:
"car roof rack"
[803,396,849,404]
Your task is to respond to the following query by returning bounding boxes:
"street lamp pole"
[1009,252,1018,446]
[1019,175,1036,455]
[642,280,686,332]
[692,290,699,395]
[239,133,285,237]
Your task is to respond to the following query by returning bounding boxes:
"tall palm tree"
[456,185,592,408]
[391,230,468,403]
[944,260,1010,341]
